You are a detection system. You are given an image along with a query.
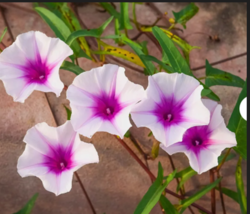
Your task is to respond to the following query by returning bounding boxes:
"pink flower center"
[153,97,185,127]
[105,107,114,115]
[163,113,173,122]
[193,140,202,146]
[17,54,54,84]
[43,145,74,174]
[92,93,123,120]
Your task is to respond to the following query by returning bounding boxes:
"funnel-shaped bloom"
[131,72,210,147]
[66,64,145,138]
[17,121,99,196]
[0,31,73,103]
[163,99,237,174]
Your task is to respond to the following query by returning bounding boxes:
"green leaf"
[35,7,71,41]
[141,26,199,65]
[200,82,220,101]
[60,61,85,75]
[124,130,130,138]
[159,195,179,214]
[120,34,142,49]
[66,16,114,46]
[201,88,212,97]
[180,177,222,211]
[148,131,153,137]
[236,156,247,214]
[119,3,133,30]
[140,55,176,74]
[35,7,83,60]
[227,80,247,159]
[124,41,156,75]
[215,187,239,203]
[134,162,176,214]
[14,193,38,214]
[100,2,120,19]
[0,27,7,43]
[152,26,192,75]
[140,41,149,55]
[114,18,124,45]
[175,153,235,192]
[63,105,72,120]
[173,3,199,29]
[151,141,160,159]
[205,60,245,88]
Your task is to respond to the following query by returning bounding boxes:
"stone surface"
[0,2,247,214]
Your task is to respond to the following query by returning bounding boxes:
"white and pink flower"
[131,72,210,147]
[66,64,145,138]
[17,121,99,196]
[0,31,73,103]
[163,99,237,174]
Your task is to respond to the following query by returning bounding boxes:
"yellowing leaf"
[94,41,145,68]
[141,26,200,54]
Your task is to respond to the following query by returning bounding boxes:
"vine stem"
[217,148,232,172]
[114,135,212,214]
[216,170,226,214]
[74,172,96,214]
[210,169,216,214]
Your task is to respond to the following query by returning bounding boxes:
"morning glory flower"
[163,99,237,174]
[131,72,210,147]
[17,121,99,196]
[66,64,145,138]
[0,31,73,103]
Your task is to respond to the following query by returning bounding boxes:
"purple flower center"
[153,97,185,127]
[43,145,75,174]
[181,125,211,153]
[92,93,123,120]
[192,139,203,146]
[23,58,51,84]
[163,113,173,122]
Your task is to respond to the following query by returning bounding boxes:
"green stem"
[132,3,140,30]
[198,76,206,80]
[217,148,232,172]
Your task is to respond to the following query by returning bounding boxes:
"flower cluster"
[0,31,237,196]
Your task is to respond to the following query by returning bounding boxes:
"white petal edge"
[17,145,49,177]
[38,170,74,196]
[2,78,36,103]
[23,122,58,155]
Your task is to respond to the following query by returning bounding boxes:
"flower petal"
[72,138,99,171]
[35,69,64,97]
[160,124,188,147]
[34,31,73,65]
[66,84,96,107]
[147,73,178,103]
[180,85,210,127]
[116,71,145,104]
[69,66,105,96]
[69,105,103,138]
[17,145,49,177]
[2,78,36,103]
[188,149,219,174]
[95,64,125,96]
[38,170,74,196]
[23,122,58,155]
[173,73,200,102]
[207,124,237,156]
[131,98,159,126]
[106,106,132,138]
[160,141,187,155]
[56,121,77,149]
